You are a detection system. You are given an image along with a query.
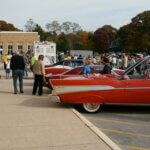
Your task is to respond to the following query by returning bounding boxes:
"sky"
[1,0,150,31]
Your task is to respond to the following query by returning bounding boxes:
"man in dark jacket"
[101,58,112,74]
[10,52,25,94]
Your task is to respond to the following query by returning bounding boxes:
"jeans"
[32,74,43,95]
[13,70,24,93]
[24,64,28,77]
[30,65,34,73]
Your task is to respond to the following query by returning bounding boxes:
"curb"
[71,108,121,150]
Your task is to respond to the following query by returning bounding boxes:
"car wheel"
[83,104,100,113]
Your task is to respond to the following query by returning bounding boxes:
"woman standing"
[32,55,45,96]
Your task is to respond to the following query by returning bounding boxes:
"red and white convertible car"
[45,59,84,75]
[45,65,103,88]
[50,56,150,113]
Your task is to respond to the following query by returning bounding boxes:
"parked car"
[45,65,104,88]
[45,59,84,75]
[50,56,150,113]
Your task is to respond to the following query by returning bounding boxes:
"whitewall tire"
[83,104,100,113]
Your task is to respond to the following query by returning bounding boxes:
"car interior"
[117,58,150,81]
[117,66,150,81]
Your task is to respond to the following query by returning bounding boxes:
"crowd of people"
[57,52,145,75]
[1,51,146,95]
[2,52,45,96]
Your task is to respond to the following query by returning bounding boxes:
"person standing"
[92,56,97,65]
[30,53,37,72]
[10,52,25,94]
[5,57,11,79]
[23,52,28,77]
[112,55,117,68]
[122,53,128,69]
[67,55,71,60]
[116,56,122,69]
[78,55,83,60]
[32,55,45,96]
[3,54,8,70]
[128,55,136,75]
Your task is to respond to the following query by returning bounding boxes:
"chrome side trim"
[54,85,115,95]
[53,85,150,95]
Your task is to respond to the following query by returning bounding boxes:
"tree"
[94,25,117,52]
[46,20,61,42]
[71,22,82,33]
[0,20,16,31]
[46,20,61,34]
[33,24,45,41]
[117,10,150,53]
[87,32,95,50]
[61,21,82,34]
[25,19,36,32]
[56,33,69,52]
[131,11,150,52]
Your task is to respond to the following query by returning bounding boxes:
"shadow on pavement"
[0,90,14,94]
[101,105,150,114]
[19,97,66,109]
[71,104,150,115]
[23,82,33,86]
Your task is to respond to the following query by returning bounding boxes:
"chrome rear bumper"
[49,94,61,103]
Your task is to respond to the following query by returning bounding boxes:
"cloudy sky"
[1,0,150,31]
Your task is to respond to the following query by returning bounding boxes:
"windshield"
[123,56,150,75]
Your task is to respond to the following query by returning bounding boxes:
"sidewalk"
[0,66,113,150]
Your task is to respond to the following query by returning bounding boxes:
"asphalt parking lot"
[73,104,150,150]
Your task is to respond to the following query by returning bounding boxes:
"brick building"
[0,31,40,59]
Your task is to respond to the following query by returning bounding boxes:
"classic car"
[45,59,84,75]
[45,65,104,88]
[50,56,150,113]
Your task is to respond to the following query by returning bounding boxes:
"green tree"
[33,24,45,41]
[56,33,69,52]
[117,10,150,53]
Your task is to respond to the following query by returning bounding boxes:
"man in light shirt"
[30,53,37,72]
[122,53,128,69]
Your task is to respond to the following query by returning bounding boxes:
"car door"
[101,79,126,104]
[124,78,150,104]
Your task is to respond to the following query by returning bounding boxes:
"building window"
[51,46,54,53]
[27,43,33,53]
[18,43,23,54]
[7,43,13,55]
[0,43,3,56]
